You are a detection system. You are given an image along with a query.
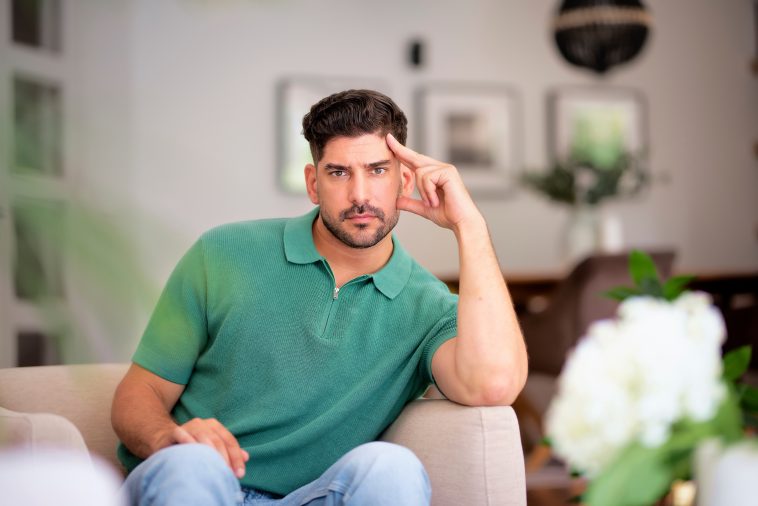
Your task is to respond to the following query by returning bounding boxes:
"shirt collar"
[283,207,322,264]
[283,207,412,299]
[371,236,413,300]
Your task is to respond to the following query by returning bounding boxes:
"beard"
[320,203,400,249]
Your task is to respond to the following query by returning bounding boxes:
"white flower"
[545,292,726,476]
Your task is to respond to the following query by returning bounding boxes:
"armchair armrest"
[0,407,89,455]
[381,399,526,506]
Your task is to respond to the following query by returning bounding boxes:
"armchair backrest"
[523,251,676,376]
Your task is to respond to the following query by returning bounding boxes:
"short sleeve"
[419,297,458,386]
[132,238,208,385]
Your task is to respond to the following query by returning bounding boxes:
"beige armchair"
[0,364,526,506]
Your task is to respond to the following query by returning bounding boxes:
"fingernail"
[236,468,245,477]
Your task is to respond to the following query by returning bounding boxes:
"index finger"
[385,133,437,170]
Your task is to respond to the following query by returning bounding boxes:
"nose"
[348,170,369,204]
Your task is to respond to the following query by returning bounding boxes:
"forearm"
[112,369,249,476]
[111,382,180,459]
[453,217,528,403]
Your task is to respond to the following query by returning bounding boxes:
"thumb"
[396,195,427,217]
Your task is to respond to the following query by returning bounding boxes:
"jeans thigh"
[266,442,430,506]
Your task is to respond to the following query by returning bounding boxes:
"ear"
[305,163,319,205]
[400,164,414,197]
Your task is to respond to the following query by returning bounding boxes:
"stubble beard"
[320,203,400,249]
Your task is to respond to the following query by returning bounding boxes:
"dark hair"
[302,89,408,164]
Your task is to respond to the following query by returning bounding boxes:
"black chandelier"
[553,0,652,75]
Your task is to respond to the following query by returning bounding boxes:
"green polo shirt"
[117,207,459,495]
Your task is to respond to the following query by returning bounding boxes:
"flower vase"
[562,206,600,265]
[695,439,758,506]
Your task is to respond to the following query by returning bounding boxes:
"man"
[112,89,528,506]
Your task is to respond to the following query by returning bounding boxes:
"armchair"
[521,251,676,377]
[0,364,526,506]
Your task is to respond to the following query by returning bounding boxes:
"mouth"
[347,214,376,223]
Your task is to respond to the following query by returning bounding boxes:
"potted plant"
[545,251,758,505]
[521,115,651,263]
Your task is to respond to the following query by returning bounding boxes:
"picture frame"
[415,84,521,198]
[548,86,647,167]
[276,76,388,194]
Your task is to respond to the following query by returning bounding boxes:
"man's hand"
[386,133,484,233]
[112,364,252,479]
[169,418,250,478]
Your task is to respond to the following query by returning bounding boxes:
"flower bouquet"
[520,151,649,207]
[545,251,758,505]
[521,122,654,262]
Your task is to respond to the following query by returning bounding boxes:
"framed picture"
[277,76,388,194]
[548,86,647,168]
[415,84,521,198]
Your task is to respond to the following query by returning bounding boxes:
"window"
[11,0,62,52]
[13,199,65,300]
[13,75,63,177]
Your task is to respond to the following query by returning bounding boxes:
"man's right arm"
[111,363,249,478]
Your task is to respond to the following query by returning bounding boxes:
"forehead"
[319,134,394,166]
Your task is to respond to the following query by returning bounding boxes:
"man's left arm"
[387,134,528,407]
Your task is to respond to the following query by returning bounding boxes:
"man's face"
[305,133,413,249]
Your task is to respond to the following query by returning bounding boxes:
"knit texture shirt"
[117,207,459,495]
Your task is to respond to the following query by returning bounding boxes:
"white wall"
[128,0,758,284]
[61,0,137,362]
[3,0,754,363]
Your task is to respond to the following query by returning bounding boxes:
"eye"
[371,167,388,175]
[329,170,347,177]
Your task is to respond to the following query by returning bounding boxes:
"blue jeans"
[123,442,431,505]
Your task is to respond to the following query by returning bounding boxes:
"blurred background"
[0,0,756,372]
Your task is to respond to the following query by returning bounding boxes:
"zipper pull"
[333,286,340,299]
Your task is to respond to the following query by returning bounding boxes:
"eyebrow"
[322,160,392,171]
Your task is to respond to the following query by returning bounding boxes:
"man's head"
[302,90,413,250]
[302,89,408,165]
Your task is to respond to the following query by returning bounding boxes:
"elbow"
[477,375,523,406]
[476,361,528,406]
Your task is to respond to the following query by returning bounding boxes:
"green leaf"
[627,250,667,298]
[603,286,642,301]
[639,277,664,298]
[723,346,752,382]
[584,444,672,506]
[709,388,745,442]
[629,250,660,287]
[662,275,696,301]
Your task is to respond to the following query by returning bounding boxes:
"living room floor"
[525,460,584,506]
[527,488,575,506]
